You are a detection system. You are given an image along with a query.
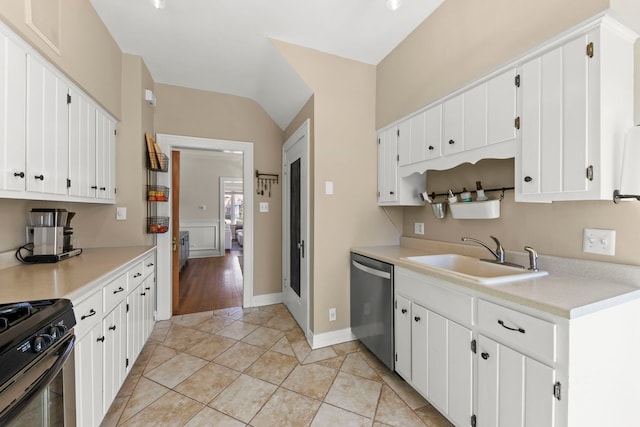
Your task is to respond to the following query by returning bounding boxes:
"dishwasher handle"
[352,259,391,280]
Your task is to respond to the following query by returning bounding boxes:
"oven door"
[0,333,75,427]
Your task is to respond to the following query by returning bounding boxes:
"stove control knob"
[49,325,67,340]
[33,334,53,353]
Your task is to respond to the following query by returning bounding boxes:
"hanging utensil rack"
[256,170,279,198]
[428,186,514,201]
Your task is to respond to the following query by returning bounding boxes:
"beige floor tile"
[144,353,208,389]
[193,316,236,334]
[162,324,213,352]
[143,344,180,373]
[359,347,392,375]
[174,362,240,404]
[291,339,312,363]
[271,335,296,357]
[264,314,299,331]
[250,388,321,427]
[373,423,394,427]
[381,372,428,410]
[325,372,382,418]
[117,365,142,398]
[374,385,427,427]
[282,363,337,400]
[149,327,170,343]
[310,403,373,427]
[100,396,127,427]
[184,333,237,361]
[154,320,172,329]
[341,352,381,381]
[119,377,169,423]
[214,341,265,371]
[119,390,203,427]
[332,340,360,356]
[184,406,246,427]
[209,374,277,423]
[259,304,291,315]
[316,355,345,371]
[303,347,339,365]
[414,402,454,427]
[245,350,299,385]
[285,327,307,343]
[171,311,214,328]
[213,306,244,317]
[242,326,285,349]
[218,320,260,340]
[238,310,276,325]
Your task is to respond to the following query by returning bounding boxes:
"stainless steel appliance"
[0,299,76,426]
[350,253,394,370]
[20,209,81,263]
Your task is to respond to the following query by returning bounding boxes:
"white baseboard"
[309,327,357,349]
[252,292,283,307]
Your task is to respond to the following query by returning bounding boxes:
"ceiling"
[89,0,445,130]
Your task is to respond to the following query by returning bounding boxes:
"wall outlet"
[259,202,269,213]
[329,308,336,322]
[116,207,127,220]
[583,228,616,256]
[414,222,424,235]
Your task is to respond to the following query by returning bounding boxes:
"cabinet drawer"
[477,299,556,362]
[143,254,155,278]
[128,261,144,290]
[104,274,127,313]
[74,290,103,339]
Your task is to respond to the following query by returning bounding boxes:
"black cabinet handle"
[108,325,116,331]
[145,287,150,291]
[113,287,124,294]
[524,176,533,183]
[448,139,455,145]
[133,273,142,278]
[81,309,96,320]
[91,185,98,189]
[14,172,24,178]
[414,316,421,322]
[481,352,490,360]
[401,308,407,314]
[34,174,44,181]
[100,187,106,191]
[97,336,105,343]
[428,146,434,150]
[498,319,525,334]
[140,292,146,296]
[389,191,395,195]
[146,263,154,267]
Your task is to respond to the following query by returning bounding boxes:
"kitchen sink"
[403,254,548,285]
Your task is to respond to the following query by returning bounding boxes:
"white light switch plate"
[325,181,334,195]
[116,207,127,220]
[583,228,615,256]
[259,202,269,213]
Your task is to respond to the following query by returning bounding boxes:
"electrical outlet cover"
[583,228,616,256]
[414,222,424,235]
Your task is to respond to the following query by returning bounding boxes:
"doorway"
[155,134,254,321]
[282,120,310,337]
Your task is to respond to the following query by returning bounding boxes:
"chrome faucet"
[461,236,505,263]
[524,246,539,272]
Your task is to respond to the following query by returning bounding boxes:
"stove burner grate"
[0,303,33,333]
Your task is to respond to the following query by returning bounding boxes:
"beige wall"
[0,0,121,117]
[153,84,284,297]
[379,0,640,266]
[274,41,402,334]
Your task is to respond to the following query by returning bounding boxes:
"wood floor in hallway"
[176,250,243,315]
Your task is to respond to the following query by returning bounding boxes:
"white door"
[283,120,310,336]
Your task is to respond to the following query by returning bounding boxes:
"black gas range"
[0,299,76,425]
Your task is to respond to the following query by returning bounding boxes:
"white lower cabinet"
[73,250,156,427]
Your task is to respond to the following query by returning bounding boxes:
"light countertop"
[352,241,640,319]
[0,246,155,305]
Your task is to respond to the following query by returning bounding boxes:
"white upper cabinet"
[424,105,442,160]
[95,109,116,201]
[487,68,518,146]
[516,17,636,201]
[442,93,465,156]
[0,31,27,192]
[398,112,426,166]
[26,54,69,195]
[462,82,487,151]
[69,89,98,198]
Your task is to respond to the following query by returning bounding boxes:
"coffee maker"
[24,209,81,262]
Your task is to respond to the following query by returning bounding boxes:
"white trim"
[219,177,243,252]
[252,292,283,307]
[155,134,254,320]
[309,328,357,350]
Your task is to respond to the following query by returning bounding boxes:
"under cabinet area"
[73,250,156,427]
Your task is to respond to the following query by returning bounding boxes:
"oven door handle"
[0,334,75,424]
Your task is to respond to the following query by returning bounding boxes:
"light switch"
[325,181,334,195]
[259,202,269,213]
[116,207,127,221]
[583,228,615,256]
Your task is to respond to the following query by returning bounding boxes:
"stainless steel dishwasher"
[350,252,394,370]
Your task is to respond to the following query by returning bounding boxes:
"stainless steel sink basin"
[404,254,548,285]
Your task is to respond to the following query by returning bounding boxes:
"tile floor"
[101,304,454,427]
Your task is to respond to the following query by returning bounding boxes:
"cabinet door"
[398,113,426,166]
[424,105,442,160]
[141,276,155,342]
[0,32,27,191]
[443,94,464,155]
[427,311,447,411]
[102,301,127,413]
[411,303,429,396]
[477,335,556,427]
[394,294,412,380]
[487,68,518,145]
[127,285,145,365]
[68,89,97,198]
[463,83,487,151]
[377,128,398,204]
[447,321,473,427]
[96,110,116,200]
[75,322,104,427]
[26,54,69,194]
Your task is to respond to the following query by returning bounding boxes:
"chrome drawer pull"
[498,319,525,334]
